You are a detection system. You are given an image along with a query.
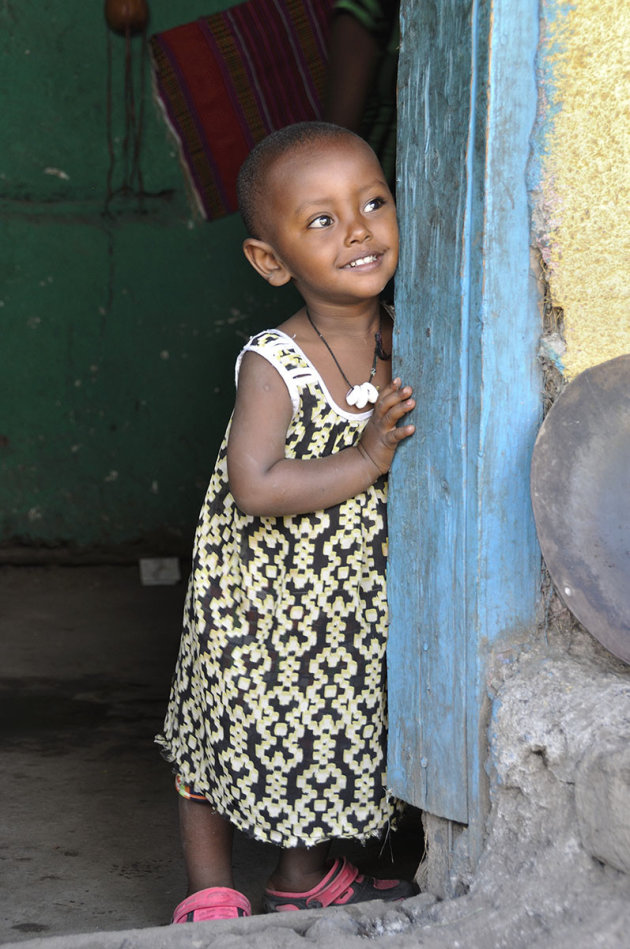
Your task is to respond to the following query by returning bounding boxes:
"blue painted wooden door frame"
[388,0,542,858]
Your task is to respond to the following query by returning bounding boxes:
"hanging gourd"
[104,1,151,211]
[105,0,149,35]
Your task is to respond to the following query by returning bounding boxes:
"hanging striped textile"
[150,0,334,220]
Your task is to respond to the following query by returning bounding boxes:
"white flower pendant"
[346,382,379,409]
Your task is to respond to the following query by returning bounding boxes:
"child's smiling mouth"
[343,253,381,270]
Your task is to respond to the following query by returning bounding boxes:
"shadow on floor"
[0,564,423,943]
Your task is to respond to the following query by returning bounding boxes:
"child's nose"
[344,215,371,245]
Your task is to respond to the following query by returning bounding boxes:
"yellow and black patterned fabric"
[156,330,397,847]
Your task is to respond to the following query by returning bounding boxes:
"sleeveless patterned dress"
[156,329,397,848]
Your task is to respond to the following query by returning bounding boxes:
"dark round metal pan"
[531,353,630,664]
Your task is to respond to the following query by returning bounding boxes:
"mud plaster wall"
[0,0,297,554]
[531,0,630,380]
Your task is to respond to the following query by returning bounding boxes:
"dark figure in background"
[324,0,400,189]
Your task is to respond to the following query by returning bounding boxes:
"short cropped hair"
[237,121,365,239]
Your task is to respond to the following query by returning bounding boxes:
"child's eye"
[307,214,334,229]
[364,196,386,212]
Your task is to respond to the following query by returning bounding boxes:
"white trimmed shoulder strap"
[235,330,317,415]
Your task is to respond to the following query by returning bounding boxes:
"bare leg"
[178,796,235,895]
[267,840,331,893]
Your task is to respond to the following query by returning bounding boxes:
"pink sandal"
[263,856,418,913]
[172,886,252,923]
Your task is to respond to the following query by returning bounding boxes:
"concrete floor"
[0,564,423,945]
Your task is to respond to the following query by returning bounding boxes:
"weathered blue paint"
[388,0,542,860]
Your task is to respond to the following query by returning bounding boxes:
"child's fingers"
[378,377,410,400]
[378,411,415,443]
[389,420,416,442]
[358,379,415,473]
[375,387,415,426]
[388,394,416,421]
[374,380,413,416]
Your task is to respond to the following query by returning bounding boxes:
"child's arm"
[227,351,415,516]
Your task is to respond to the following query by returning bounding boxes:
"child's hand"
[356,379,415,476]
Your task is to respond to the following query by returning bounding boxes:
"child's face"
[259,136,399,308]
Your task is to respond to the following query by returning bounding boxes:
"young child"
[156,121,417,923]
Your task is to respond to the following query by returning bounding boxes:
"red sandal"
[263,856,418,913]
[172,886,252,923]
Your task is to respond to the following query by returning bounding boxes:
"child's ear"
[242,239,292,286]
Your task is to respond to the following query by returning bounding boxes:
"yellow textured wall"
[536,0,630,378]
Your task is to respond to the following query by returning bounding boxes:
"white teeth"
[349,255,377,268]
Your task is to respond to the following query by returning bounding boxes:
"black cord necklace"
[305,307,391,409]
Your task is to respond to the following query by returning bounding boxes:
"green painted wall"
[0,1,299,554]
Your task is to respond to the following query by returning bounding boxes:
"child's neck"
[292,299,393,413]
[301,299,383,338]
